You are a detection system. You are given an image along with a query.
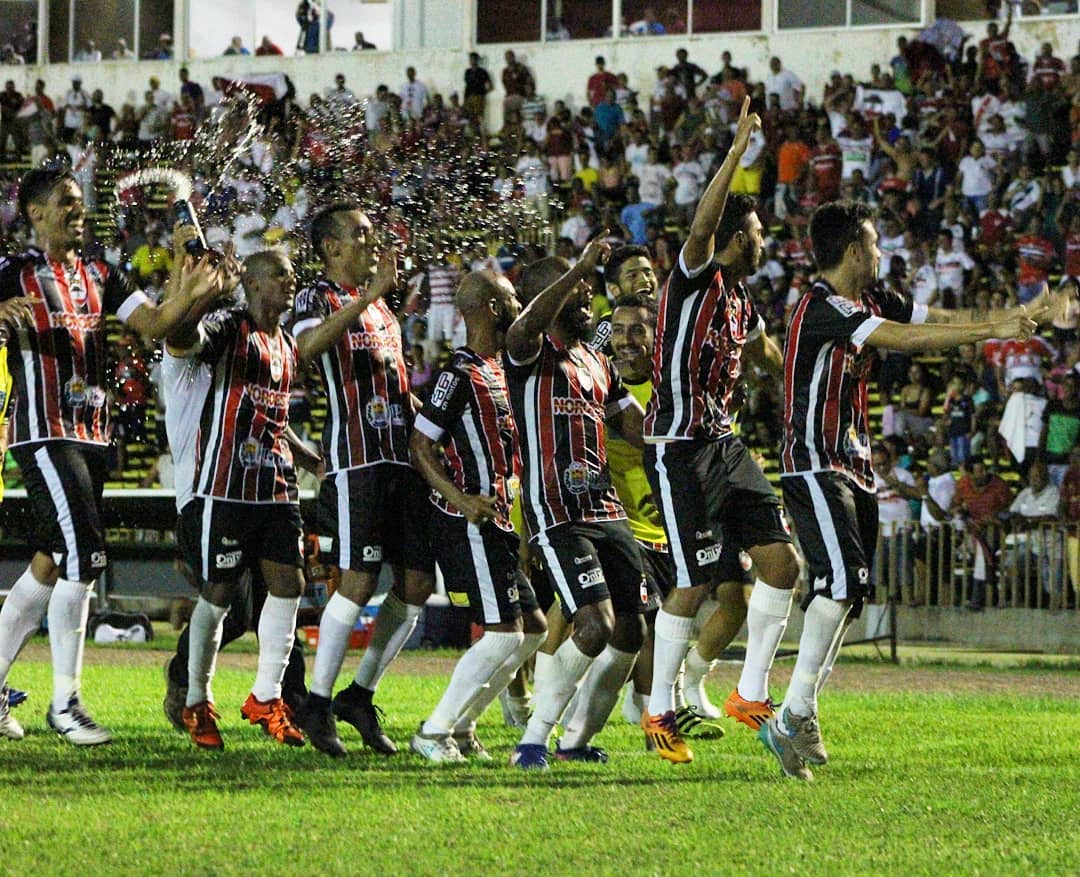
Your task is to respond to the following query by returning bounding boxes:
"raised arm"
[505,235,610,363]
[131,252,234,345]
[683,97,761,272]
[295,250,398,363]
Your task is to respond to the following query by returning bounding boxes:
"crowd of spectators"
[0,11,1078,609]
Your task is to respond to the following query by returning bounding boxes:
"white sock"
[692,598,720,638]
[310,592,362,698]
[520,638,593,747]
[423,630,523,735]
[560,644,637,749]
[621,683,647,724]
[251,595,300,702]
[47,578,93,712]
[647,610,695,715]
[533,649,554,690]
[186,598,228,707]
[457,631,545,733]
[353,591,421,691]
[0,567,53,688]
[779,596,850,726]
[816,619,850,696]
[738,580,794,702]
[684,646,717,701]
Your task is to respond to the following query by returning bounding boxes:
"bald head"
[242,249,295,315]
[243,249,290,284]
[457,270,508,314]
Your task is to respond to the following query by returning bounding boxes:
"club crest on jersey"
[65,375,88,407]
[563,461,590,495]
[366,395,390,429]
[269,349,283,381]
[239,437,262,468]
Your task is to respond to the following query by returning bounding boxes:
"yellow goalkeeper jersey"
[0,345,11,503]
[607,378,667,548]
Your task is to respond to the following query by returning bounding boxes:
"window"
[851,0,920,25]
[545,0,611,40]
[778,0,922,28]
[477,0,541,43]
[0,1,37,64]
[777,0,845,29]
[692,0,761,33]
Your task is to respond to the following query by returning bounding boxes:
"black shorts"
[781,471,878,609]
[534,519,657,620]
[716,542,754,585]
[317,463,434,575]
[431,510,539,625]
[639,545,674,604]
[646,436,790,590]
[184,498,304,585]
[10,441,108,582]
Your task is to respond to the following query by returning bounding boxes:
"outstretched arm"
[864,310,1036,352]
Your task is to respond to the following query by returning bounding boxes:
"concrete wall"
[9,14,1078,120]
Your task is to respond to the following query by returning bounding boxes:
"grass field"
[1,638,1078,877]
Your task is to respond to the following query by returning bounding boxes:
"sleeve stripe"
[850,315,885,350]
[678,245,712,279]
[414,414,445,441]
[116,290,151,324]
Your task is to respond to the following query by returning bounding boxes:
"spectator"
[545,104,574,184]
[296,0,333,53]
[400,66,429,120]
[61,76,89,141]
[893,362,935,439]
[1003,460,1061,608]
[463,52,493,124]
[501,50,534,115]
[587,56,619,108]
[953,459,1013,611]
[84,89,116,141]
[326,73,356,107]
[147,33,173,60]
[169,94,197,141]
[935,228,976,307]
[224,36,251,56]
[148,75,172,109]
[129,225,171,281]
[352,31,376,51]
[836,114,873,181]
[671,48,707,100]
[136,89,167,146]
[519,81,546,125]
[908,245,940,308]
[111,38,134,60]
[955,138,998,214]
[775,123,811,219]
[74,41,101,63]
[593,88,624,156]
[809,123,843,201]
[256,36,285,56]
[178,67,204,119]
[365,84,390,131]
[872,446,917,598]
[629,7,665,35]
[1041,373,1080,485]
[912,448,957,607]
[945,374,977,466]
[1014,218,1055,304]
[0,80,24,162]
[764,56,804,111]
[671,144,705,226]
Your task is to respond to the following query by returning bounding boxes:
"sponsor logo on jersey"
[506,582,519,603]
[239,437,263,468]
[429,371,459,409]
[346,330,401,352]
[366,395,390,429]
[362,545,383,562]
[573,554,593,565]
[269,349,283,382]
[49,311,102,332]
[577,567,604,587]
[858,567,869,584]
[551,397,604,419]
[90,550,108,569]
[244,383,289,409]
[826,295,862,318]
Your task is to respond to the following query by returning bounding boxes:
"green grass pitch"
[1,641,1077,877]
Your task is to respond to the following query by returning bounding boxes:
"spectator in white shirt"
[836,115,873,181]
[62,77,90,139]
[74,41,102,63]
[913,449,957,606]
[671,145,705,226]
[1004,163,1042,221]
[908,246,940,308]
[872,446,918,595]
[956,139,998,213]
[764,56,804,111]
[935,229,976,307]
[1004,460,1062,605]
[637,146,672,208]
[399,66,429,120]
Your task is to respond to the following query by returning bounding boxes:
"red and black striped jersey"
[0,248,147,447]
[193,308,298,505]
[644,248,763,442]
[292,280,411,473]
[506,335,632,534]
[781,279,922,493]
[414,347,519,531]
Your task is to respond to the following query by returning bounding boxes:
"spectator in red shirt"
[1031,42,1066,91]
[169,94,197,140]
[545,103,574,183]
[977,191,1013,257]
[809,123,842,201]
[256,36,284,56]
[587,57,618,108]
[952,459,1013,610]
[775,123,811,219]
[501,50,534,115]
[978,10,1012,87]
[1014,216,1056,304]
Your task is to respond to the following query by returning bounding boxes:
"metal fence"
[873,520,1080,612]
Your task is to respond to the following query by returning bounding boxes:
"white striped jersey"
[414,348,519,532]
[506,335,632,534]
[781,279,921,492]
[644,248,763,442]
[161,348,212,513]
[425,262,460,307]
[0,248,148,447]
[293,280,411,473]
